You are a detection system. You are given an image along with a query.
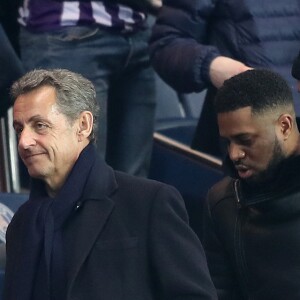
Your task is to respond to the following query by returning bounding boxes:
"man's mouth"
[24,153,41,159]
[235,165,253,179]
[22,152,46,162]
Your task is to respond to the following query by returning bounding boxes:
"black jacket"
[203,155,300,299]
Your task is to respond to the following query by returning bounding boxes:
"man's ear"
[277,114,293,140]
[77,111,93,141]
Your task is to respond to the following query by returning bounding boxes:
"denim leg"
[106,29,156,177]
[19,26,156,177]
[19,26,111,158]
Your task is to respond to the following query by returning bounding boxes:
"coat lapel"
[65,197,114,294]
[64,155,118,296]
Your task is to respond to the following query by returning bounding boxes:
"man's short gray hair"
[11,68,100,143]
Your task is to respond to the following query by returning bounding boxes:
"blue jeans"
[20,26,156,177]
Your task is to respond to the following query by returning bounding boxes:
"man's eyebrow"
[232,133,251,139]
[220,133,251,141]
[13,115,47,128]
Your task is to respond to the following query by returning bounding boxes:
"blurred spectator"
[17,0,160,177]
[0,0,21,52]
[150,0,300,157]
[0,0,24,117]
[0,24,24,117]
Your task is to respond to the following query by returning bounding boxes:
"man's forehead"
[13,89,62,125]
[217,107,263,137]
[15,85,56,101]
[217,106,253,122]
[14,87,57,108]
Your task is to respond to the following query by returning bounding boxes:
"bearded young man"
[203,69,300,299]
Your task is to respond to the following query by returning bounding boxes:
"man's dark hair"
[215,69,295,115]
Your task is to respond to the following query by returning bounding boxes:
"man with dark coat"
[203,69,300,299]
[3,68,217,300]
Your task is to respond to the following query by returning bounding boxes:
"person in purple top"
[17,0,159,177]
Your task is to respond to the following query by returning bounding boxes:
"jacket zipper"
[234,179,242,208]
[233,179,252,300]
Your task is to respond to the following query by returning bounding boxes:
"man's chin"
[241,172,275,187]
[241,176,260,187]
[27,167,45,180]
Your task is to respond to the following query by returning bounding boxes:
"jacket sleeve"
[149,184,218,300]
[0,24,24,116]
[202,190,242,300]
[149,0,220,93]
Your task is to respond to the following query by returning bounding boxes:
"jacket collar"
[224,154,300,206]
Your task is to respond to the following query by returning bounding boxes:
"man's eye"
[239,139,252,146]
[34,122,49,133]
[15,128,23,137]
[35,123,48,130]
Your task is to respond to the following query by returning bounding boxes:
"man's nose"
[18,128,36,149]
[228,143,245,162]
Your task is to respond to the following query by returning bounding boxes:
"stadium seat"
[149,133,223,240]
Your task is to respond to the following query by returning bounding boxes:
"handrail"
[0,109,21,193]
[153,132,223,171]
[0,118,9,192]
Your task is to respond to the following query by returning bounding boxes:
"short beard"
[244,138,286,187]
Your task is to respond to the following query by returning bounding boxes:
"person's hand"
[209,56,253,88]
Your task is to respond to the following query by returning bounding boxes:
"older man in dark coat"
[4,68,217,300]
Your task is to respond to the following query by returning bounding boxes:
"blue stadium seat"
[149,133,224,240]
[154,72,206,147]
[152,72,222,239]
[0,192,28,213]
